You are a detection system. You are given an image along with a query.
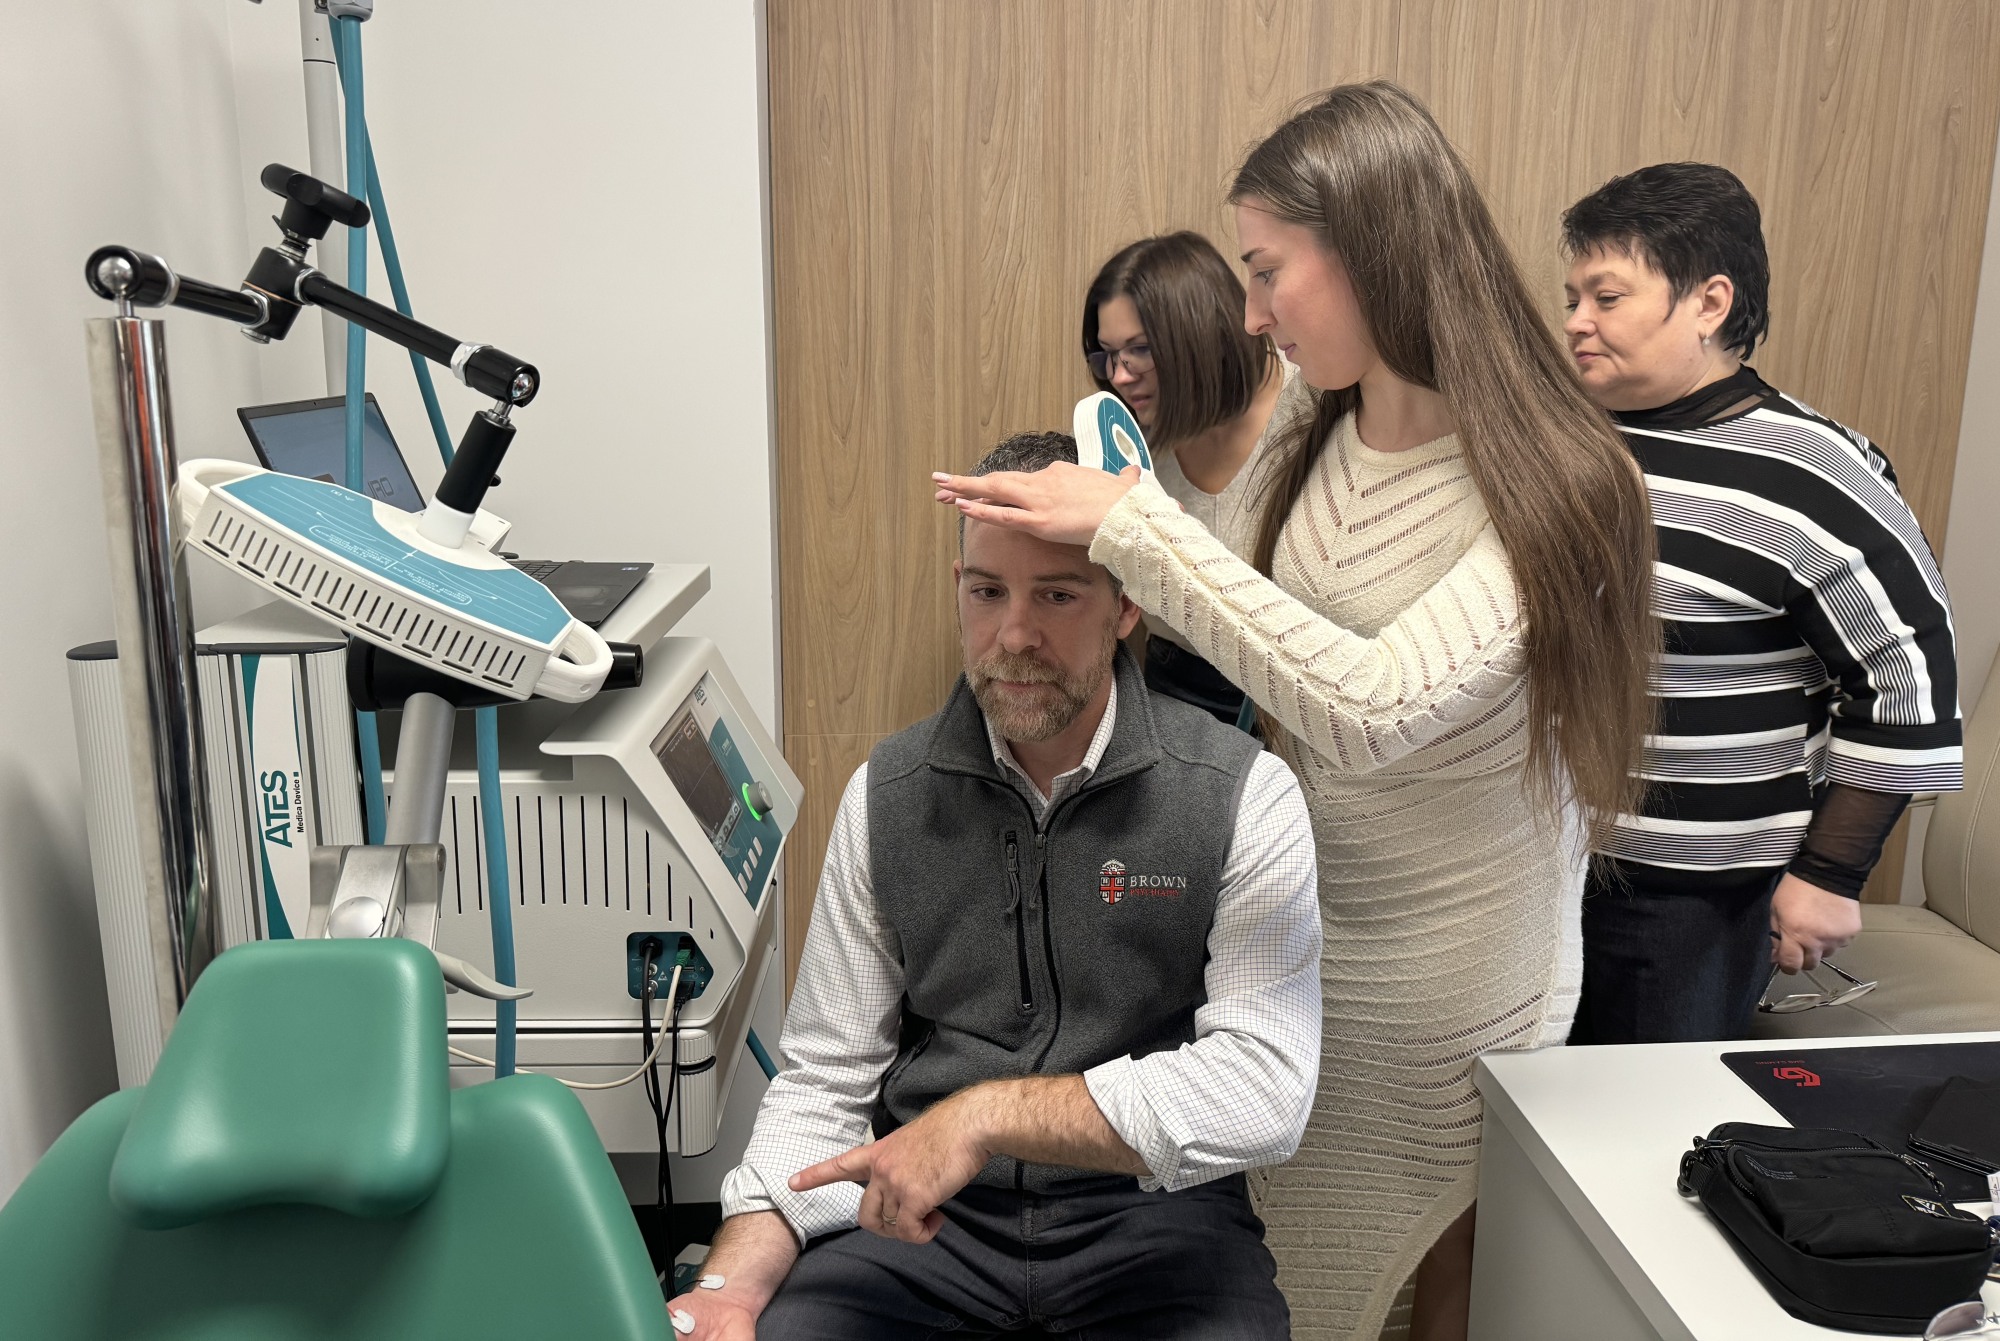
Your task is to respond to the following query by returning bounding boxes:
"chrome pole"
[383,691,455,846]
[84,303,218,1021]
[298,0,347,395]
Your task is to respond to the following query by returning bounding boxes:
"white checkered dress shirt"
[720,682,1323,1242]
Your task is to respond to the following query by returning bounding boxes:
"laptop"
[237,394,651,629]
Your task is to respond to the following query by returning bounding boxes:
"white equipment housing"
[69,628,363,1086]
[70,565,796,1158]
[422,633,798,1154]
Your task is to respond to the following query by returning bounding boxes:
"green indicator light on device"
[742,782,764,822]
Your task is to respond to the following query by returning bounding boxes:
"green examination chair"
[0,938,669,1341]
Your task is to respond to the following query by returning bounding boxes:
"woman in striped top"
[1559,163,1963,1044]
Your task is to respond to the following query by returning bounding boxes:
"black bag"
[1677,1122,1994,1334]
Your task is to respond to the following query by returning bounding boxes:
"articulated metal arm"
[83,243,536,408]
[86,163,535,407]
[86,164,541,537]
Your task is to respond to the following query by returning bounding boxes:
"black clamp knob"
[260,163,370,247]
[85,247,176,306]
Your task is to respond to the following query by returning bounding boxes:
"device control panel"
[650,675,781,908]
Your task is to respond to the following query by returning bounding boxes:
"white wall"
[0,1,779,1201]
[0,2,272,1202]
[1901,130,2000,901]
[1941,137,2000,715]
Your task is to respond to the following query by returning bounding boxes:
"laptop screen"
[237,394,426,513]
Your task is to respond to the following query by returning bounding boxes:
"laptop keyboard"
[503,557,651,630]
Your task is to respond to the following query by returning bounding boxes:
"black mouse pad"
[1720,1042,2000,1200]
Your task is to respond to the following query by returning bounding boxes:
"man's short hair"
[973,430,1077,477]
[1560,162,1771,359]
[957,431,1121,595]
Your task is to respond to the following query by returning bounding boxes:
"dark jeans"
[1569,865,1779,1045]
[1144,638,1251,731]
[757,1175,1288,1340]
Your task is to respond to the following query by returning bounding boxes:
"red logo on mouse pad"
[1772,1065,1821,1087]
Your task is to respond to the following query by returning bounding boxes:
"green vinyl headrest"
[109,938,451,1230]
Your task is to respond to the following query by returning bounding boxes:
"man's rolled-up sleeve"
[1084,751,1321,1191]
[719,765,904,1242]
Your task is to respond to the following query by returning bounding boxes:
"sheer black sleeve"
[1785,782,1912,898]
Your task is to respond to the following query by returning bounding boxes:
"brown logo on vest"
[1100,859,1186,903]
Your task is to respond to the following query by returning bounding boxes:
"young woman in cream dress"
[937,82,1656,1341]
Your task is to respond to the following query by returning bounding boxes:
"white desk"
[1468,1032,2000,1341]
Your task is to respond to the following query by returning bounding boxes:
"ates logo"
[260,769,296,849]
[262,768,304,852]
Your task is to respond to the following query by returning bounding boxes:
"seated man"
[668,431,1321,1341]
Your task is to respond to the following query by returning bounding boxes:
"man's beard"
[967,627,1116,744]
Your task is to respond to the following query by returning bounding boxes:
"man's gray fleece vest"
[867,648,1261,1194]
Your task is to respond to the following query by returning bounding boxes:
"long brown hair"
[1082,232,1278,449]
[1232,81,1655,835]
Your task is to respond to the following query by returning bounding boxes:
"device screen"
[654,709,737,842]
[242,397,425,512]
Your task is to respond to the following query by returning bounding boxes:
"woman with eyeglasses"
[938,83,1657,1341]
[1558,164,1962,1045]
[1083,232,1292,726]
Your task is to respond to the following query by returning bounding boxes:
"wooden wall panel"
[770,0,2000,979]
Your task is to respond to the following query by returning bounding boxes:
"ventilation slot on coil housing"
[199,505,533,694]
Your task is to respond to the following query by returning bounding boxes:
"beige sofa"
[1749,651,2000,1039]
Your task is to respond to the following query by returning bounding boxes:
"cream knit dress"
[1090,405,1584,1341]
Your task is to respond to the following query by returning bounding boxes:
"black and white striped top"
[1603,367,1961,893]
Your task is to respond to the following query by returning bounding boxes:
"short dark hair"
[956,432,1120,593]
[971,430,1076,478]
[1560,163,1771,358]
[1082,232,1277,448]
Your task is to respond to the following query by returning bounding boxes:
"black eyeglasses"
[1086,342,1153,380]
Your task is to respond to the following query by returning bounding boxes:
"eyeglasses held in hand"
[1086,342,1153,380]
[1756,959,1878,1014]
